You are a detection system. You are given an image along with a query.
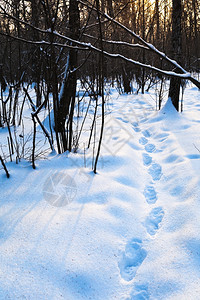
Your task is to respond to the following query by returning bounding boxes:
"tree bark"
[169,0,182,111]
[56,0,80,152]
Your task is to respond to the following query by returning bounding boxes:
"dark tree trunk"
[56,0,80,152]
[155,0,160,42]
[107,0,114,17]
[169,0,182,111]
[31,0,42,107]
[122,66,131,94]
[141,0,145,94]
[0,65,6,92]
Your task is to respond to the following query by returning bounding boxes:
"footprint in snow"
[148,163,162,181]
[142,130,151,138]
[142,153,152,166]
[144,185,157,204]
[145,144,156,153]
[133,126,141,133]
[119,238,147,281]
[145,207,164,236]
[128,284,150,300]
[139,137,148,145]
[132,122,139,127]
[132,122,141,132]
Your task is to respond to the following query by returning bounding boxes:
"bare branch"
[0,155,10,178]
[83,33,149,50]
[23,88,54,151]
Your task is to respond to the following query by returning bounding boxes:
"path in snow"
[118,120,165,289]
[125,95,200,299]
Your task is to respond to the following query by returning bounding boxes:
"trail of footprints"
[140,128,164,236]
[119,122,165,297]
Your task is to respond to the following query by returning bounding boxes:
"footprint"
[128,284,150,300]
[132,122,139,127]
[133,127,141,133]
[142,130,151,138]
[145,144,156,153]
[142,153,152,166]
[139,137,148,145]
[148,163,162,181]
[144,185,157,204]
[132,122,141,133]
[145,207,164,236]
[119,238,147,281]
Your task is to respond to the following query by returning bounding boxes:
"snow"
[0,83,200,299]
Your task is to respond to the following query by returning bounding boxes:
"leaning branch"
[0,31,87,51]
[78,0,200,89]
[0,155,10,178]
[83,33,149,50]
[23,88,54,151]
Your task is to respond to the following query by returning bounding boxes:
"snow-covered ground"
[0,83,200,299]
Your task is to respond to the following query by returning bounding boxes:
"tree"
[168,0,182,111]
[56,0,80,152]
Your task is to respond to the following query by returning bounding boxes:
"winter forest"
[0,0,200,299]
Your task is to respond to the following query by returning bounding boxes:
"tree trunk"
[31,0,42,107]
[56,0,80,152]
[169,0,182,111]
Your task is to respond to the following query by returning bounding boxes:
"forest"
[0,0,199,174]
[0,2,200,299]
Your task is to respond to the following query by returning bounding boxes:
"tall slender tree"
[169,0,182,111]
[56,0,80,152]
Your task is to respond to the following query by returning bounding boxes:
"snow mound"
[160,97,179,118]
